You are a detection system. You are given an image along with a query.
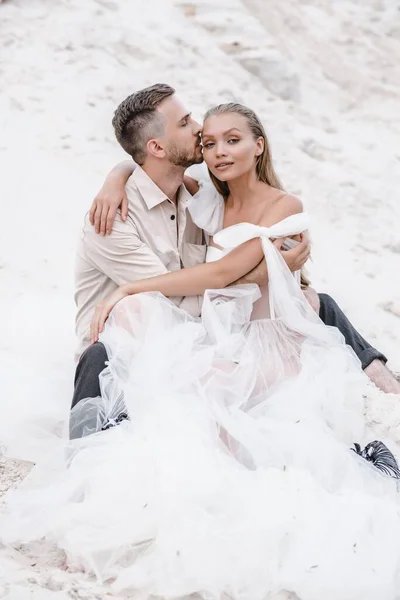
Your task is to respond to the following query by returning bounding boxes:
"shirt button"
[170,215,176,220]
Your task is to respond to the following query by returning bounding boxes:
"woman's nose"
[215,143,227,157]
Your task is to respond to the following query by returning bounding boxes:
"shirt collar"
[132,165,191,210]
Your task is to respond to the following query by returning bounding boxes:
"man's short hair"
[112,83,175,165]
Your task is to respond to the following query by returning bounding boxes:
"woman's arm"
[89,160,136,235]
[89,166,201,236]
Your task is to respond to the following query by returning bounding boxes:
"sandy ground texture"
[0,0,400,597]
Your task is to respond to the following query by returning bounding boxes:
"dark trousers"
[71,294,386,436]
[318,293,386,370]
[71,341,109,409]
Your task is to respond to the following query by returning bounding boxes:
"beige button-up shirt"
[75,166,206,358]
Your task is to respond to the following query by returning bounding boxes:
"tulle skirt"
[3,287,400,600]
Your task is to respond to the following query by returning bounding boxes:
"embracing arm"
[89,160,136,235]
[91,232,310,341]
[233,231,310,286]
[91,238,264,341]
[232,258,268,286]
[123,237,264,297]
[89,163,201,235]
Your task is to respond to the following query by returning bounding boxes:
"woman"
[3,104,400,600]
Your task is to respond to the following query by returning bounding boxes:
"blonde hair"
[203,102,284,199]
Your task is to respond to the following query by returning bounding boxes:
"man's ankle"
[364,359,400,395]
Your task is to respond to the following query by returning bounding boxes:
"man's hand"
[91,286,130,343]
[276,233,310,272]
[89,177,128,236]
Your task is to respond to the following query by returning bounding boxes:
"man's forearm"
[231,259,268,286]
[230,243,308,288]
[121,239,265,297]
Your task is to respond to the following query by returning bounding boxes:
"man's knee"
[318,293,345,324]
[318,292,336,312]
[72,342,108,410]
[77,342,108,371]
[74,342,108,384]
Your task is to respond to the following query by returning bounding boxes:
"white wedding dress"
[3,185,400,600]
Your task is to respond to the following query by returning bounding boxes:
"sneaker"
[352,440,400,479]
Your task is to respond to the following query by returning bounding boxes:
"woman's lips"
[215,162,234,171]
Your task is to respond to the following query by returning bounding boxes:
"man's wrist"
[120,283,132,295]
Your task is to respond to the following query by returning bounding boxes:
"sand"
[0,0,399,596]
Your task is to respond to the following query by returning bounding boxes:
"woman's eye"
[228,138,239,144]
[203,142,214,148]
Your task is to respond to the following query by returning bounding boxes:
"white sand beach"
[0,0,399,597]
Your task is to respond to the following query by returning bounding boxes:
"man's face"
[157,95,203,167]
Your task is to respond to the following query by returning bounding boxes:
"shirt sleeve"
[82,214,169,286]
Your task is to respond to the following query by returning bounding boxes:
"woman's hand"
[89,178,128,236]
[91,286,130,343]
[273,233,311,272]
[89,161,136,235]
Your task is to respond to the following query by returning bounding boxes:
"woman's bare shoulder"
[260,191,303,224]
[278,192,303,216]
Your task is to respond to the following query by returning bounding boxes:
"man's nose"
[192,119,202,136]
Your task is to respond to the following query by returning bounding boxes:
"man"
[73,83,398,438]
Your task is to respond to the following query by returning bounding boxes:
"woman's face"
[201,113,264,181]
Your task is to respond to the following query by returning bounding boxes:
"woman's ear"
[147,139,166,159]
[255,137,264,157]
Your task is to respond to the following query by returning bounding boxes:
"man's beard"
[167,143,203,168]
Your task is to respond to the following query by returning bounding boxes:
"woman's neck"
[225,170,267,210]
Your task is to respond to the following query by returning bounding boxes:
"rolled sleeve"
[82,215,169,285]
